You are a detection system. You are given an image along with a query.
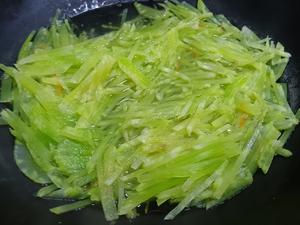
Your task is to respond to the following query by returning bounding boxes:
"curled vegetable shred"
[0,0,299,221]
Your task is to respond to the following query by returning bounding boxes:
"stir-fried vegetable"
[0,0,298,221]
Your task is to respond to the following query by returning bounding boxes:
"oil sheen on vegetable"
[0,0,299,221]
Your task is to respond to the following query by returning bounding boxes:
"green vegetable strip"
[0,75,12,102]
[0,0,298,221]
[70,52,102,84]
[14,142,51,184]
[164,161,228,220]
[18,30,36,60]
[37,184,58,197]
[50,199,92,214]
[118,57,150,89]
[97,148,119,221]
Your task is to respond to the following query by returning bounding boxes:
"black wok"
[0,0,300,225]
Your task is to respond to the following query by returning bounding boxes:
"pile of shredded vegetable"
[0,0,299,221]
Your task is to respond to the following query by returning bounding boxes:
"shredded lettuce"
[0,0,298,221]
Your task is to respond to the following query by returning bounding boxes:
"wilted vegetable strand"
[0,0,298,221]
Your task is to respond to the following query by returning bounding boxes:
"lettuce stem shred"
[0,0,299,221]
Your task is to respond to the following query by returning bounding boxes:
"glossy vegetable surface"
[0,0,298,221]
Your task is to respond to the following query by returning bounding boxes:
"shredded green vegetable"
[0,0,298,221]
